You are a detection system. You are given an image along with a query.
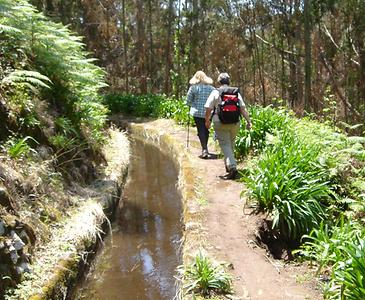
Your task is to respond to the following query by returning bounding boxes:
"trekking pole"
[186,109,190,148]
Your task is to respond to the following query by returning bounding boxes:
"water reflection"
[77,139,183,300]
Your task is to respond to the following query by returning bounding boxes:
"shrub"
[296,220,365,300]
[0,0,108,148]
[5,136,38,158]
[235,105,292,157]
[244,130,333,240]
[104,93,192,126]
[177,252,232,297]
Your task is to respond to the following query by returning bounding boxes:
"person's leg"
[226,123,240,178]
[228,123,240,169]
[214,122,236,170]
[194,117,209,151]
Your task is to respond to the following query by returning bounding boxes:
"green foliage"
[333,239,365,300]
[177,252,232,297]
[4,136,38,158]
[104,93,192,126]
[244,130,332,240]
[0,0,108,148]
[321,86,337,127]
[235,105,292,157]
[239,105,365,299]
[49,134,73,149]
[1,69,52,92]
[295,220,365,300]
[296,219,362,273]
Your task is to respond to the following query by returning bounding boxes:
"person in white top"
[204,73,252,179]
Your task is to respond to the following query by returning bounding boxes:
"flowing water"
[77,138,183,300]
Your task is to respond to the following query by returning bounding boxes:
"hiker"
[204,73,252,179]
[186,70,215,158]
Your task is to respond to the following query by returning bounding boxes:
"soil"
[142,119,321,300]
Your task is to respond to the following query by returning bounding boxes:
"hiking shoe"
[226,168,238,180]
[201,149,209,159]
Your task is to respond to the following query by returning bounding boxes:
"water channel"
[76,138,183,299]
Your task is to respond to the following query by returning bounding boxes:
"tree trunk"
[164,0,174,95]
[136,0,147,93]
[304,0,312,112]
[122,0,129,92]
[147,0,154,90]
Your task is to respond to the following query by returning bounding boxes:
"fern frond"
[0,24,21,33]
[2,70,52,90]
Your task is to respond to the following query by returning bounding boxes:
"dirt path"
[147,119,321,300]
[126,118,321,300]
[189,148,319,300]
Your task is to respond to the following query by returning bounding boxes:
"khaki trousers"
[213,121,239,171]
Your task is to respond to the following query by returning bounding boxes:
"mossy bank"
[2,129,129,299]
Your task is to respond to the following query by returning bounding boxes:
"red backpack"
[216,87,241,124]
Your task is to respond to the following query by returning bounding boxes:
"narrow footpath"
[130,119,320,300]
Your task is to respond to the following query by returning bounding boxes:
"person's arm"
[204,90,217,129]
[238,93,252,130]
[186,85,194,106]
[205,107,213,129]
[240,107,252,130]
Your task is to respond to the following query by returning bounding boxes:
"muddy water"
[77,139,183,300]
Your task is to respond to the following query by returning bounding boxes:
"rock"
[37,145,53,160]
[10,231,25,250]
[10,249,19,263]
[18,229,30,244]
[16,262,31,274]
[0,238,5,250]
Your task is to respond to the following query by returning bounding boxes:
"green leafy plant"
[235,105,292,157]
[244,130,333,240]
[177,252,232,297]
[334,238,365,300]
[295,219,365,300]
[104,93,192,126]
[1,69,52,92]
[6,136,38,158]
[295,219,362,272]
[1,0,109,148]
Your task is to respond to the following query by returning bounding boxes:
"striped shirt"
[186,83,215,118]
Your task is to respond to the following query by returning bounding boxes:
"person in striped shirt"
[186,71,215,158]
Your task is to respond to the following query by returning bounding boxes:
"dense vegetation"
[105,93,192,125]
[0,0,108,155]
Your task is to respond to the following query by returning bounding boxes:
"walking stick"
[186,110,190,148]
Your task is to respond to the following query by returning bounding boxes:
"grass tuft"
[177,251,232,298]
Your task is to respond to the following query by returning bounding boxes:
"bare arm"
[240,107,252,130]
[238,93,252,130]
[205,107,213,129]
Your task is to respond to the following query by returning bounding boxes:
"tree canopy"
[29,0,365,130]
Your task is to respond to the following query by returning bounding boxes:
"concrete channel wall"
[128,122,206,273]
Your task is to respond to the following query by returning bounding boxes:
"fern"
[2,70,52,91]
[0,24,21,33]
